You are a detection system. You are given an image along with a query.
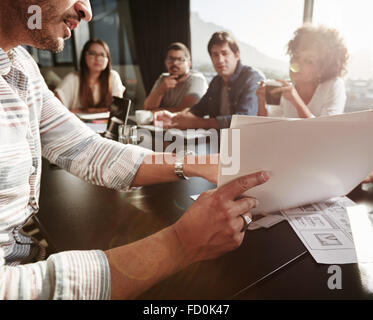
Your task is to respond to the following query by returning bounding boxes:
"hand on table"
[153,110,176,127]
[154,110,198,129]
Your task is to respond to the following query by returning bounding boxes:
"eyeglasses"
[165,57,187,64]
[87,50,108,60]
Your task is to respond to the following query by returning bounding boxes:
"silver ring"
[240,214,252,232]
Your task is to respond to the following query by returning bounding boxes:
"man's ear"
[235,51,240,60]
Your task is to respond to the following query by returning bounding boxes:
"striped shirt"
[0,46,151,299]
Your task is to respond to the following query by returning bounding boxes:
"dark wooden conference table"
[37,159,373,300]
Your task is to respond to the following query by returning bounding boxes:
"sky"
[191,0,373,58]
[191,0,373,79]
[191,0,304,62]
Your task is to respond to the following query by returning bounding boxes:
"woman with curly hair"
[257,24,349,118]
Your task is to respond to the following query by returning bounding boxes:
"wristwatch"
[174,150,194,180]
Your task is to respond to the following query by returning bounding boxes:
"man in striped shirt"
[0,0,269,299]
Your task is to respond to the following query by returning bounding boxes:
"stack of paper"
[218,110,373,215]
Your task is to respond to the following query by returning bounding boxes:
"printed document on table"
[281,196,373,264]
[219,110,373,215]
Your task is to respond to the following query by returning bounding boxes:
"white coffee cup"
[135,110,153,125]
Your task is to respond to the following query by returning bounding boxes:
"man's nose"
[74,0,93,22]
[216,54,224,63]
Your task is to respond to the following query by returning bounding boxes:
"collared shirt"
[151,70,208,108]
[0,46,152,299]
[189,61,265,128]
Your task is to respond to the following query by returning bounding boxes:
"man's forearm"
[144,90,164,110]
[151,106,190,113]
[106,225,189,299]
[188,116,220,129]
[131,153,216,186]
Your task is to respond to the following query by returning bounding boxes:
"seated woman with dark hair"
[55,39,125,113]
[257,24,349,118]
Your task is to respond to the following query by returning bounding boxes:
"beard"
[30,30,65,53]
[15,0,69,53]
[28,29,66,53]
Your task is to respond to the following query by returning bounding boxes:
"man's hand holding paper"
[219,110,373,215]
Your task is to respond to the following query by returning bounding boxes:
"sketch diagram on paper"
[315,233,342,246]
[281,196,358,264]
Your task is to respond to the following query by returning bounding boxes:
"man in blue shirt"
[154,32,265,129]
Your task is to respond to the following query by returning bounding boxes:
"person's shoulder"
[110,69,121,78]
[62,72,80,82]
[188,70,207,82]
[110,69,124,83]
[331,77,345,86]
[321,77,345,91]
[240,64,266,80]
[189,69,206,78]
[14,46,33,59]
[56,72,79,91]
[65,71,79,78]
[13,46,40,73]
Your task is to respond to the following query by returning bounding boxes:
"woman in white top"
[55,39,125,113]
[257,25,349,118]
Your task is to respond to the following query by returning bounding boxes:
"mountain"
[190,12,288,78]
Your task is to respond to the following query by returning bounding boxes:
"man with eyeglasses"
[154,32,265,129]
[144,42,208,113]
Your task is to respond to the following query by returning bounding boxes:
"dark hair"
[166,42,191,61]
[287,24,349,82]
[79,38,113,109]
[207,32,240,55]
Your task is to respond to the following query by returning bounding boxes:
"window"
[190,0,304,82]
[313,0,373,112]
[88,0,142,103]
[90,0,120,65]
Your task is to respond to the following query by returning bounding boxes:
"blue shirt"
[189,61,265,128]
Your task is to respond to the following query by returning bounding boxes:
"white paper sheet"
[280,196,373,264]
[219,110,373,215]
